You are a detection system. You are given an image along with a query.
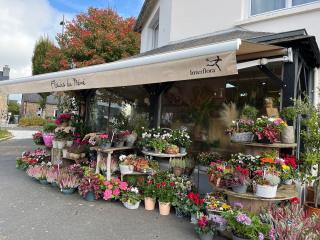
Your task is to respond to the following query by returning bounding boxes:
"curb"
[0,134,13,142]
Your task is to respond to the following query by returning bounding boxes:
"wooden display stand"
[211,184,298,214]
[243,142,297,157]
[90,146,134,181]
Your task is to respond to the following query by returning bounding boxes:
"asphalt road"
[0,136,205,240]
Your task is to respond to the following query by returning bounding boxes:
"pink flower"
[100,133,108,139]
[107,184,113,190]
[103,189,113,200]
[113,188,120,196]
[103,181,110,186]
[119,182,128,190]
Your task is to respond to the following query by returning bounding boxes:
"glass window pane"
[293,0,318,6]
[251,0,286,15]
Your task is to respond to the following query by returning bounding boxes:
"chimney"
[2,65,10,77]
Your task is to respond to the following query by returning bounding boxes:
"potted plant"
[46,167,59,187]
[194,214,217,240]
[118,155,134,174]
[32,131,44,145]
[156,181,175,216]
[185,191,206,223]
[170,129,192,154]
[197,152,222,168]
[102,177,128,201]
[207,161,232,187]
[78,174,103,201]
[99,133,111,149]
[57,172,80,194]
[150,138,168,154]
[55,113,72,127]
[253,117,286,144]
[43,122,57,147]
[204,193,230,231]
[226,119,255,143]
[143,177,157,210]
[120,186,142,209]
[54,130,68,149]
[241,104,258,120]
[65,132,74,147]
[170,158,186,177]
[125,131,137,147]
[254,169,280,198]
[114,130,130,147]
[280,106,297,144]
[222,209,272,240]
[227,166,250,194]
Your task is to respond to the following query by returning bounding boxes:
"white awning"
[0,39,284,94]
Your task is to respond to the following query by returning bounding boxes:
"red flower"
[289,197,300,204]
[188,192,195,200]
[170,182,175,187]
[147,181,153,185]
[156,184,161,189]
[161,182,167,187]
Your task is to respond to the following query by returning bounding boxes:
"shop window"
[292,0,318,5]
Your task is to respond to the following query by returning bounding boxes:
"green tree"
[8,101,20,115]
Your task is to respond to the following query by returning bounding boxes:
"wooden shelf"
[142,151,187,158]
[243,142,297,148]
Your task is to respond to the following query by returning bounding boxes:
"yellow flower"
[282,165,290,171]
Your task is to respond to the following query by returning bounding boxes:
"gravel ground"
[0,134,226,240]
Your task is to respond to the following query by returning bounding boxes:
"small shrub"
[19,116,46,126]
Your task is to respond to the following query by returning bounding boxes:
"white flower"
[119,155,127,161]
[130,187,139,194]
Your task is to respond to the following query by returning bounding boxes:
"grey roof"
[133,28,273,58]
[134,0,157,32]
[22,93,59,105]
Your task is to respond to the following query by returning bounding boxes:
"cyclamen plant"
[194,214,216,236]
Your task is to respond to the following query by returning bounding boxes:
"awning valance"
[0,39,284,94]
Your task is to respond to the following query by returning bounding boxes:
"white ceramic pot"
[281,126,295,144]
[119,165,134,174]
[62,149,69,158]
[52,140,58,149]
[284,179,293,185]
[123,201,140,210]
[57,141,66,149]
[255,184,278,198]
[66,140,73,147]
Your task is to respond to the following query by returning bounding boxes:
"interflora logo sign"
[190,55,223,76]
[50,77,86,90]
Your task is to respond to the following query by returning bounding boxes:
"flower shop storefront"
[2,32,320,239]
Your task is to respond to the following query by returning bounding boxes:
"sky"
[0,0,144,101]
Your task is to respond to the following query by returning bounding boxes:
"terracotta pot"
[304,202,320,217]
[173,167,184,177]
[144,197,156,211]
[159,202,171,216]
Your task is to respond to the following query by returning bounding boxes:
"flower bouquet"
[103,177,128,201]
[120,186,142,209]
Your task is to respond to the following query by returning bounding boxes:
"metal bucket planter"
[119,165,134,174]
[255,184,278,198]
[179,147,187,154]
[84,191,95,201]
[281,126,295,144]
[123,201,140,210]
[230,132,254,143]
[61,188,76,194]
[232,185,248,194]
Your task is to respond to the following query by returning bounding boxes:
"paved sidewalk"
[0,138,228,240]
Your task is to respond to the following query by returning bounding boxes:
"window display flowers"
[103,177,128,201]
[120,186,142,209]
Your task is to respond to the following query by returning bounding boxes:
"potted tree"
[78,174,103,201]
[143,177,157,210]
[120,186,142,210]
[301,109,320,216]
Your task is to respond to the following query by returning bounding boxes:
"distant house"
[20,93,59,118]
[0,65,10,121]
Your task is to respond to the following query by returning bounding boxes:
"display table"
[211,184,298,213]
[141,150,187,160]
[120,170,154,181]
[243,142,297,157]
[90,146,134,181]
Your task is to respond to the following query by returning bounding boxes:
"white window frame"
[249,0,319,16]
[152,22,159,49]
